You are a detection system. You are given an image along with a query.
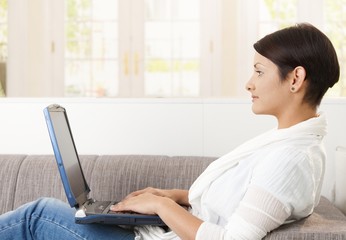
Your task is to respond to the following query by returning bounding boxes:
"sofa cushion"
[89,155,215,202]
[264,196,346,239]
[0,155,26,213]
[13,155,98,209]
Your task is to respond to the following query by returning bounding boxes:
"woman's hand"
[110,187,202,240]
[110,187,189,214]
[110,192,163,215]
[123,187,169,200]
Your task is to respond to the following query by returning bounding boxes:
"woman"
[0,23,340,240]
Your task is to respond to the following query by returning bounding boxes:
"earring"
[291,86,295,92]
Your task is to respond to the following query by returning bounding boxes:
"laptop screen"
[45,105,90,207]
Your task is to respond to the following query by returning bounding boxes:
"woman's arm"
[111,186,292,240]
[165,189,190,206]
[123,187,190,206]
[111,192,202,240]
[156,196,202,240]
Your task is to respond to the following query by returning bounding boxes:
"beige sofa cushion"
[88,155,213,202]
[13,155,98,209]
[264,196,346,239]
[0,155,26,213]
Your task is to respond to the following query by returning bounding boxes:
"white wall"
[0,98,345,202]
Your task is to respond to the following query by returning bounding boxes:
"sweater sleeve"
[251,147,318,217]
[196,185,290,240]
[196,147,319,240]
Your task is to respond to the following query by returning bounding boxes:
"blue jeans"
[0,198,135,240]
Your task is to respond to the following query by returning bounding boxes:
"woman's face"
[246,52,291,117]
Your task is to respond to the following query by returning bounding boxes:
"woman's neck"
[276,104,317,129]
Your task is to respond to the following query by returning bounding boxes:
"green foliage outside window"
[262,0,346,97]
[65,0,92,57]
[0,0,7,61]
[0,0,7,96]
[263,0,297,27]
[325,0,346,96]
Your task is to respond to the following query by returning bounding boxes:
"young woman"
[0,23,340,240]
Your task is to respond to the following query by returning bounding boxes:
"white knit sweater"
[135,113,326,240]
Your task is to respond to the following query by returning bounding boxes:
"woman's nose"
[245,79,254,91]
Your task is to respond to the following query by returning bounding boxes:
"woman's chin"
[251,105,266,115]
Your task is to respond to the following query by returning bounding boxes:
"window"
[258,0,298,38]
[0,0,7,97]
[5,0,346,98]
[65,0,119,97]
[324,0,346,96]
[144,0,200,97]
[257,0,346,97]
[65,0,202,97]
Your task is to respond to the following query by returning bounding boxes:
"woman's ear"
[290,66,306,93]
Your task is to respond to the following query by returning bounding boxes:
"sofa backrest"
[0,154,216,214]
[2,154,346,239]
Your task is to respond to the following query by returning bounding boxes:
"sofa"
[1,154,346,239]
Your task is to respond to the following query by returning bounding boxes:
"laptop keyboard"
[85,200,136,215]
[86,201,112,214]
[108,209,136,215]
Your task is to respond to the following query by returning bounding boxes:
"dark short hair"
[253,23,340,107]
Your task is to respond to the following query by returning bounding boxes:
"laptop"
[43,104,166,226]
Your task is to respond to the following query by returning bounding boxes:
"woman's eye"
[255,70,263,77]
